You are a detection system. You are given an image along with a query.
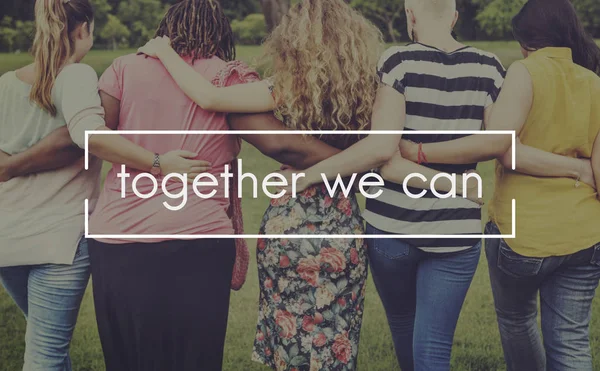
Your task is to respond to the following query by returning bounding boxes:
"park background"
[1,0,600,370]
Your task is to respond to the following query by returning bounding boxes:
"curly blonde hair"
[262,0,384,147]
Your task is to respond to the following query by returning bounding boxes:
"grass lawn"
[1,41,599,371]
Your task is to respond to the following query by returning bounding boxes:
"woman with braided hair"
[88,0,349,370]
[138,1,386,370]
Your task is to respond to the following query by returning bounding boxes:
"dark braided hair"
[155,0,235,62]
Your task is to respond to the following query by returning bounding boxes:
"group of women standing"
[1,0,599,370]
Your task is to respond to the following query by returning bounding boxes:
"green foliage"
[0,24,18,53]
[475,0,526,38]
[13,20,35,52]
[220,0,261,21]
[573,0,600,36]
[351,0,405,42]
[117,0,168,47]
[232,14,268,45]
[0,16,34,53]
[0,0,598,51]
[100,14,131,50]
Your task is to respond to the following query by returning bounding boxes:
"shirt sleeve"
[220,61,261,87]
[54,64,105,148]
[485,55,507,108]
[377,47,406,95]
[98,58,123,100]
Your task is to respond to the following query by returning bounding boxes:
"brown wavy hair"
[262,0,384,147]
[31,0,94,116]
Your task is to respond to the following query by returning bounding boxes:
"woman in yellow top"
[397,0,600,369]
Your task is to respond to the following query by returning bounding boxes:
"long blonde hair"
[31,0,94,116]
[262,0,384,147]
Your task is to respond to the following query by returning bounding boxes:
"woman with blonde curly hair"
[138,0,383,369]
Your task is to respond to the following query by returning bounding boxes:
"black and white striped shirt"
[363,43,506,252]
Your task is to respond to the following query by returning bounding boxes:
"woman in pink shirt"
[87,1,346,370]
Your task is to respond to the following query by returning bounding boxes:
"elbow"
[498,149,514,169]
[487,138,513,162]
[193,93,219,112]
[87,126,111,153]
[371,135,402,166]
[372,144,398,167]
[257,140,289,161]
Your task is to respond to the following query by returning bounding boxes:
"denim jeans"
[366,224,481,371]
[485,222,600,371]
[0,238,90,371]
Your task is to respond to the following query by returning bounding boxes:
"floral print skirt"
[252,185,368,371]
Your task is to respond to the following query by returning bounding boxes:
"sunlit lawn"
[1,41,599,371]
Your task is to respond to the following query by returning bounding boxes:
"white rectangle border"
[84,130,516,240]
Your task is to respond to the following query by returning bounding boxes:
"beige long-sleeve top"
[0,64,104,267]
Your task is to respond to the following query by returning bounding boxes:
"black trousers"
[89,239,236,371]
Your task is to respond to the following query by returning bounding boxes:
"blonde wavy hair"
[262,0,384,146]
[31,0,94,116]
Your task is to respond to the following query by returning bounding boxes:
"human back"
[0,0,101,267]
[90,0,258,241]
[490,50,600,257]
[262,0,384,149]
[363,22,505,252]
[489,0,600,257]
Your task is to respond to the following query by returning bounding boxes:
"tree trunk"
[386,20,397,43]
[260,0,290,32]
[111,37,117,51]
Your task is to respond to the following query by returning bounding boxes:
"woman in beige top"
[0,0,209,369]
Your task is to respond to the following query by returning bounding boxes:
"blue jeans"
[366,224,481,371]
[485,222,600,371]
[0,238,90,371]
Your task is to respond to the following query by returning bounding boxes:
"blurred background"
[1,1,599,370]
[0,0,598,52]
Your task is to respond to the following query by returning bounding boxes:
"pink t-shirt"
[91,54,258,243]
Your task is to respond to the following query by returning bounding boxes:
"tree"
[260,0,290,32]
[220,0,261,21]
[0,17,18,53]
[573,0,600,36]
[100,14,131,50]
[14,20,35,52]
[352,0,405,42]
[232,13,268,45]
[117,0,168,47]
[91,0,113,31]
[475,0,525,38]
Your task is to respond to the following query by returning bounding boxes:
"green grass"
[1,42,599,371]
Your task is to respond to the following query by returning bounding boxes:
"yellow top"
[489,47,600,257]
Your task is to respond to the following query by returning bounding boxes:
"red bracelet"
[417,143,428,165]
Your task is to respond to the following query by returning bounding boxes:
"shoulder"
[501,61,532,90]
[377,44,416,70]
[507,60,532,77]
[0,71,14,91]
[111,53,146,68]
[57,63,99,84]
[0,71,13,83]
[213,59,260,87]
[463,47,506,74]
[101,53,151,76]
[53,64,100,103]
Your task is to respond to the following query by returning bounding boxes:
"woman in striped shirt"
[286,0,594,370]
[396,0,600,370]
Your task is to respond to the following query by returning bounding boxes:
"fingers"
[185,159,211,167]
[168,150,198,159]
[186,173,202,184]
